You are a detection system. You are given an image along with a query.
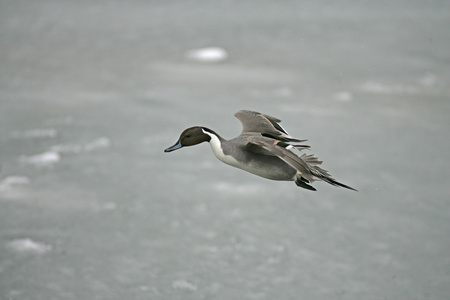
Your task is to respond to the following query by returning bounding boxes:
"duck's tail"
[319,176,358,191]
[295,153,357,191]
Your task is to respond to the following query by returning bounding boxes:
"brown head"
[164,126,212,152]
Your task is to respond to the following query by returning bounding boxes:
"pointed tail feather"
[321,177,358,191]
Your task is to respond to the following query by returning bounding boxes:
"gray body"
[218,134,297,181]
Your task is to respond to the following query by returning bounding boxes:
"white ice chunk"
[185,47,228,63]
[172,280,198,291]
[334,91,353,102]
[22,151,60,167]
[7,238,52,254]
[419,73,436,87]
[11,128,57,139]
[83,137,111,152]
[0,176,30,191]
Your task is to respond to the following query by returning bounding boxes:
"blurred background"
[1,1,449,299]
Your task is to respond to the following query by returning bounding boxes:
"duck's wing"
[245,135,315,181]
[245,136,357,191]
[234,110,306,142]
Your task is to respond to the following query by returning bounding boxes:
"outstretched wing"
[234,110,306,142]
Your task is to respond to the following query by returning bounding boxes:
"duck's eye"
[186,135,191,138]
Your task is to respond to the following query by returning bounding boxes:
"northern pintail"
[164,110,356,191]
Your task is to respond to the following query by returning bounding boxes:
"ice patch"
[51,137,111,154]
[0,176,30,199]
[212,182,261,194]
[172,280,198,291]
[45,116,74,125]
[334,91,353,102]
[280,105,338,117]
[246,87,293,98]
[51,144,83,154]
[11,128,57,139]
[83,137,111,151]
[419,72,436,87]
[184,47,228,63]
[360,81,419,94]
[93,201,117,212]
[0,176,30,191]
[273,87,293,98]
[21,151,60,167]
[6,238,52,254]
[101,202,117,211]
[196,245,219,253]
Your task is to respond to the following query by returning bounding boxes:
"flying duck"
[164,110,356,191]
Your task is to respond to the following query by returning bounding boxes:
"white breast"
[203,130,240,167]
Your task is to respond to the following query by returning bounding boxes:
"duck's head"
[164,126,213,152]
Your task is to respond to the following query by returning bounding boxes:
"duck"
[164,110,356,191]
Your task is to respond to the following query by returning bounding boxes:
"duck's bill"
[164,140,183,152]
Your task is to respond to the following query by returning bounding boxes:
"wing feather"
[234,110,306,142]
[245,136,315,181]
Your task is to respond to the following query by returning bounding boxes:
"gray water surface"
[1,1,450,299]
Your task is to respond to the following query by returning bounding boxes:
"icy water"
[1,1,450,299]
